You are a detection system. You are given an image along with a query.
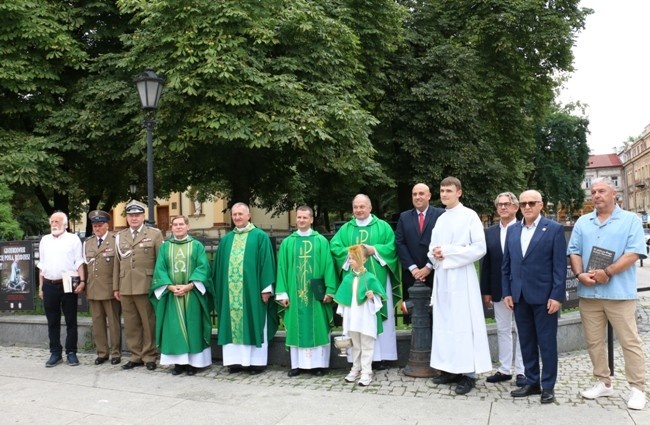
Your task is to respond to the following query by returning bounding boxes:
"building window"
[611,176,618,187]
[585,177,592,188]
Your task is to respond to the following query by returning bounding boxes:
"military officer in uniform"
[84,210,122,365]
[113,200,163,371]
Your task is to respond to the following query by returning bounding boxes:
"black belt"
[43,279,63,284]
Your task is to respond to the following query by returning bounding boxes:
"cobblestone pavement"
[3,299,649,414]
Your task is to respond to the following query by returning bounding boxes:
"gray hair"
[591,177,616,191]
[50,211,68,226]
[231,202,250,214]
[494,192,519,207]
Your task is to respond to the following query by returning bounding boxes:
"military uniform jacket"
[84,231,117,300]
[113,226,163,295]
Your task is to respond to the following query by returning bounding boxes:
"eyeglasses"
[520,201,541,208]
[496,202,515,209]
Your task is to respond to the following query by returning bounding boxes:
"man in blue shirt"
[568,177,647,410]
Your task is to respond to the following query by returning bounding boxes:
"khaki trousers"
[89,298,122,358]
[579,298,646,391]
[121,294,157,363]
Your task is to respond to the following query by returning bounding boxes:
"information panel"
[0,241,35,310]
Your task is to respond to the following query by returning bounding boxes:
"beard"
[51,227,65,236]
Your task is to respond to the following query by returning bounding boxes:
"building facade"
[620,123,650,224]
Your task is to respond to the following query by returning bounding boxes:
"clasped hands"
[577,269,609,286]
[168,283,194,297]
[411,267,431,282]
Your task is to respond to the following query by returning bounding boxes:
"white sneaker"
[581,382,614,399]
[358,374,372,386]
[627,388,647,410]
[344,372,360,383]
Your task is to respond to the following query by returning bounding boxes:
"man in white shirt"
[38,212,85,367]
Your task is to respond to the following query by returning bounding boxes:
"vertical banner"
[0,241,35,310]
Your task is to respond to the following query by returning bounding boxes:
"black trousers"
[43,281,78,354]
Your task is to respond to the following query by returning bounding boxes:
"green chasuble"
[212,224,278,347]
[329,215,402,317]
[150,236,212,356]
[276,230,338,349]
[334,270,387,334]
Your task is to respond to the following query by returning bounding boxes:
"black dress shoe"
[111,357,121,365]
[515,374,527,387]
[171,364,186,375]
[145,362,157,371]
[228,365,243,374]
[432,372,462,385]
[122,361,144,370]
[541,389,555,404]
[511,384,542,397]
[372,361,389,371]
[455,376,476,395]
[311,368,327,376]
[287,368,301,377]
[186,365,198,376]
[249,366,266,375]
[486,371,512,383]
[95,357,109,365]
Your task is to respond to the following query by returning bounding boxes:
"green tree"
[376,0,591,214]
[0,182,24,240]
[527,103,590,209]
[116,0,400,212]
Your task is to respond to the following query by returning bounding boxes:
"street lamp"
[135,68,164,227]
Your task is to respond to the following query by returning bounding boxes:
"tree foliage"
[0,0,593,235]
[377,0,591,214]
[527,103,590,208]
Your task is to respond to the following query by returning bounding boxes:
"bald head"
[352,194,372,220]
[412,183,431,212]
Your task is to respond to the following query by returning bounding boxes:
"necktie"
[132,230,138,240]
[418,212,424,233]
[97,238,103,247]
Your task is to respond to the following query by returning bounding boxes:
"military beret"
[88,210,110,223]
[125,200,146,214]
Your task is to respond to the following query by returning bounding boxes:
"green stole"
[294,234,317,305]
[228,229,249,344]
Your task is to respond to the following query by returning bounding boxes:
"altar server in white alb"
[428,176,491,395]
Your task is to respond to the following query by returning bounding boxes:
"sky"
[558,0,650,155]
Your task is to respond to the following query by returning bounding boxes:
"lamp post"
[135,68,164,227]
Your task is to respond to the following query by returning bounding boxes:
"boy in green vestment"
[151,216,212,376]
[334,245,386,387]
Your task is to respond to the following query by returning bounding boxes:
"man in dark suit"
[480,192,525,387]
[395,183,444,319]
[502,190,566,404]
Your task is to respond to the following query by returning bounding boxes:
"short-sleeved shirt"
[567,205,646,300]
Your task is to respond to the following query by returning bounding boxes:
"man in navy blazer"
[502,190,566,404]
[396,183,444,314]
[480,191,525,387]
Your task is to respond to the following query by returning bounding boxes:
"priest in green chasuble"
[212,203,278,374]
[276,206,338,377]
[150,215,212,376]
[330,194,402,367]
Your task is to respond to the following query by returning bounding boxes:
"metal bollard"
[402,281,436,377]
